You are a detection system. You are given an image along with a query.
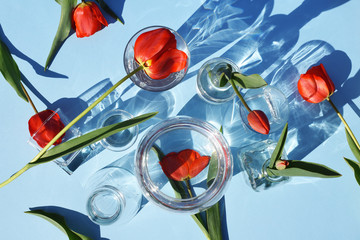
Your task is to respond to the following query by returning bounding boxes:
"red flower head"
[28,110,65,148]
[297,63,335,103]
[247,110,270,135]
[72,1,108,38]
[159,149,210,181]
[275,160,289,170]
[134,28,188,80]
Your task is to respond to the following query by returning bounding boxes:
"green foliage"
[25,209,92,240]
[345,128,360,162]
[231,72,267,89]
[269,123,288,168]
[0,38,27,101]
[45,0,77,70]
[344,158,360,186]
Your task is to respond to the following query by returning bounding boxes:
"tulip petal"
[189,156,210,179]
[159,152,189,181]
[89,2,108,27]
[134,28,177,64]
[144,48,188,80]
[247,110,270,135]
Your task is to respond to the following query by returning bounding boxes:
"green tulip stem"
[185,179,193,198]
[327,97,360,150]
[0,65,144,189]
[229,78,252,113]
[20,82,38,114]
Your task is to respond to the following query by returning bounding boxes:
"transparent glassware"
[124,26,190,92]
[239,139,289,191]
[197,57,240,104]
[239,85,289,134]
[85,167,142,225]
[27,108,81,170]
[135,116,233,214]
[97,109,139,152]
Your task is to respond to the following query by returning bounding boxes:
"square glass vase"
[238,139,289,191]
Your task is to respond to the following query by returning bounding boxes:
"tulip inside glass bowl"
[124,26,190,92]
[135,116,233,214]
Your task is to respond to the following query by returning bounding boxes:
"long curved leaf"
[25,209,92,240]
[269,123,288,168]
[345,129,360,162]
[344,157,360,186]
[45,0,77,70]
[30,112,157,165]
[0,38,27,101]
[231,72,267,89]
[267,160,341,178]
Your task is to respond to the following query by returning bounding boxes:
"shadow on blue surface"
[102,0,126,25]
[29,206,109,240]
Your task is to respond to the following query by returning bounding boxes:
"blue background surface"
[1,0,360,239]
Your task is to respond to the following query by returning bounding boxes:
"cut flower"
[247,110,270,135]
[159,149,210,181]
[134,28,188,80]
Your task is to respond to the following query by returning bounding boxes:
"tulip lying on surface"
[72,1,108,38]
[297,63,335,103]
[159,149,210,181]
[247,110,270,135]
[134,28,188,79]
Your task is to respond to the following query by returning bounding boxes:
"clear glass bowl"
[124,26,190,92]
[135,116,233,214]
[239,85,289,134]
[197,57,240,103]
[97,109,139,152]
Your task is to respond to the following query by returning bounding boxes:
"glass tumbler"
[123,26,190,92]
[85,167,142,225]
[197,57,240,104]
[135,116,233,214]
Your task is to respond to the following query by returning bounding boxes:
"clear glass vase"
[239,85,289,134]
[123,26,190,92]
[196,57,240,104]
[239,139,289,191]
[85,167,142,225]
[135,116,233,214]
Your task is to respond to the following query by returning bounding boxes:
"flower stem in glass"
[0,65,144,188]
[327,97,360,150]
[229,79,252,112]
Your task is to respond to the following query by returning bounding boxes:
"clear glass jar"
[239,85,289,134]
[196,57,240,104]
[124,26,190,92]
[85,167,142,225]
[135,116,233,214]
[238,139,289,191]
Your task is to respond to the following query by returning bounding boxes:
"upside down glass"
[135,116,233,214]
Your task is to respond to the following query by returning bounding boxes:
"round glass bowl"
[135,116,233,214]
[124,26,190,92]
[239,85,289,134]
[98,109,139,152]
[197,57,240,103]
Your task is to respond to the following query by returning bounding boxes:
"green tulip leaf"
[45,0,77,70]
[218,64,232,88]
[30,112,157,165]
[94,0,124,24]
[345,128,360,163]
[344,157,360,186]
[267,160,341,178]
[269,123,288,168]
[206,152,222,240]
[25,209,92,240]
[231,72,267,89]
[0,38,27,101]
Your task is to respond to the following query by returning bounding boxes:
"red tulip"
[134,28,188,80]
[159,149,210,181]
[275,160,289,170]
[28,110,65,148]
[247,110,270,135]
[72,1,108,38]
[297,63,335,103]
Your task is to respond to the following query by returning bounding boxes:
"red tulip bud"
[275,160,289,170]
[134,28,188,80]
[72,1,108,38]
[297,63,335,103]
[247,110,270,135]
[159,149,210,181]
[28,110,65,148]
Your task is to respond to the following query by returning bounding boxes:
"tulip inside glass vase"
[240,123,341,191]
